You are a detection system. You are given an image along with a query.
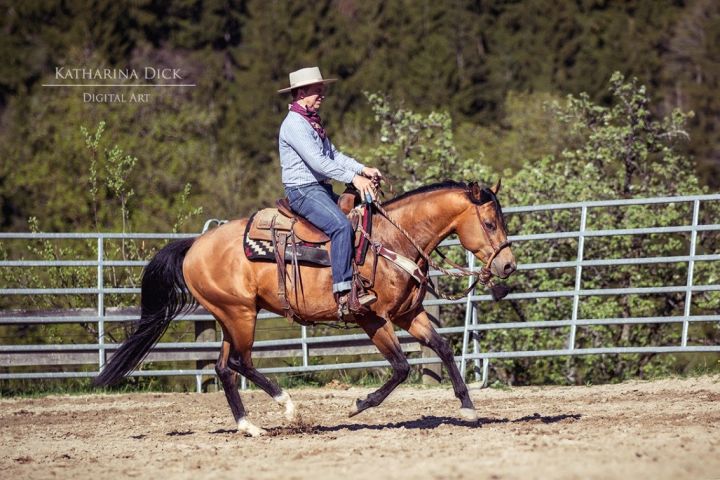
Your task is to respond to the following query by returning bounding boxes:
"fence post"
[301,325,309,368]
[471,303,486,384]
[569,205,587,350]
[97,236,105,372]
[195,319,217,392]
[481,357,489,388]
[682,199,700,347]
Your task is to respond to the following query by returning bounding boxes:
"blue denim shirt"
[279,111,365,187]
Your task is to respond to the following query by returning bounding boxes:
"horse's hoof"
[275,391,298,422]
[459,407,479,422]
[285,406,299,423]
[237,418,266,437]
[348,399,363,418]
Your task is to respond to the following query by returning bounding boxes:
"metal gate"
[1,194,719,391]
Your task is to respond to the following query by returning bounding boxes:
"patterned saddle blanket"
[243,196,372,267]
[243,209,332,266]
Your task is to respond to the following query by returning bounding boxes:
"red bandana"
[289,101,327,140]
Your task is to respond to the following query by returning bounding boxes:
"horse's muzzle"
[487,240,515,279]
[498,259,517,278]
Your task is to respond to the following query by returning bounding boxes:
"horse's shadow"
[203,412,581,437]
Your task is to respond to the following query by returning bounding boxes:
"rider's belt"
[284,179,332,191]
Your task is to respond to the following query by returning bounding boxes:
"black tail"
[93,237,198,387]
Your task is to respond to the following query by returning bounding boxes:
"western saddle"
[244,189,372,322]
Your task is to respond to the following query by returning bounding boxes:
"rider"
[277,66,382,315]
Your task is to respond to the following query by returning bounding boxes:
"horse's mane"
[381,180,469,206]
[382,180,506,230]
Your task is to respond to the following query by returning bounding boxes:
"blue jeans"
[285,183,354,293]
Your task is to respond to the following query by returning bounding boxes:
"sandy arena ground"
[1,376,719,480]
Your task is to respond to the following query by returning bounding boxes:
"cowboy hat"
[277,67,337,94]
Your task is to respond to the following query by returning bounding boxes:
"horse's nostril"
[504,262,515,274]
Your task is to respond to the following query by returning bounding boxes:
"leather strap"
[357,229,428,285]
[272,217,318,326]
[271,217,304,324]
[270,219,290,314]
[372,240,429,318]
[355,203,372,265]
[358,226,483,304]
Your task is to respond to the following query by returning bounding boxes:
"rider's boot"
[335,288,377,317]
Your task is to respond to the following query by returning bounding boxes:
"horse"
[94,180,516,436]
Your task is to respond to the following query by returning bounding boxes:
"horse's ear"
[469,181,482,202]
[491,178,502,195]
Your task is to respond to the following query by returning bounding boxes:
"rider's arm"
[330,141,365,176]
[281,115,356,183]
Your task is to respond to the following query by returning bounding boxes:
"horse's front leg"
[398,310,478,421]
[350,315,410,417]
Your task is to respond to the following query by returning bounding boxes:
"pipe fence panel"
[1,194,719,391]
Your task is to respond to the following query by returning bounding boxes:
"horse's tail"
[93,237,198,387]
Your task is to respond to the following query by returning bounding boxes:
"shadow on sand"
[202,412,581,437]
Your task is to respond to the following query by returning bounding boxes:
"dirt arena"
[1,376,719,480]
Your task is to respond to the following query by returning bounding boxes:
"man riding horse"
[277,66,382,315]
[93,67,517,437]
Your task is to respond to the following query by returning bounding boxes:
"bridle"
[473,201,513,277]
[365,191,512,300]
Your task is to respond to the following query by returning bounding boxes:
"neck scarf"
[289,101,327,140]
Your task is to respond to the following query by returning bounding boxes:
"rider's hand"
[362,167,383,182]
[352,174,377,203]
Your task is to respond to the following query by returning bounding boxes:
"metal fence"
[1,194,719,391]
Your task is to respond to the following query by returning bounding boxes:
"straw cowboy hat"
[277,67,337,94]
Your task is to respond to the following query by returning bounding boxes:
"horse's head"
[454,180,516,279]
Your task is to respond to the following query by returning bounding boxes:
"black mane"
[382,180,507,231]
[382,180,471,206]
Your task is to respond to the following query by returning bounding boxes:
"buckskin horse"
[94,180,516,436]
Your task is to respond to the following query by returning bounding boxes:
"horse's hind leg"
[215,315,297,437]
[226,346,298,424]
[398,310,478,421]
[216,333,272,436]
[219,310,298,424]
[214,338,259,435]
[350,315,410,417]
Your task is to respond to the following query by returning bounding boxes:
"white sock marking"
[274,390,297,422]
[237,417,266,437]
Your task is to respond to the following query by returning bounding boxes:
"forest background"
[0,0,718,389]
[1,0,719,231]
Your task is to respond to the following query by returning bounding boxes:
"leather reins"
[364,196,512,301]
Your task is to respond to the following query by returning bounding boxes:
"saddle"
[247,201,332,245]
[243,188,373,322]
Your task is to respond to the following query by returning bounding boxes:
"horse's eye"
[484,221,495,230]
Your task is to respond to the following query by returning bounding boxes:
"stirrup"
[357,292,377,306]
[334,290,376,318]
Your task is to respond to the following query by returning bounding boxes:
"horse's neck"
[380,190,467,260]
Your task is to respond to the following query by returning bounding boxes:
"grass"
[0,377,197,398]
[489,380,512,391]
[1,364,456,398]
[644,355,720,382]
[5,356,719,398]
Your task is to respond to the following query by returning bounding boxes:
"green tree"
[455,90,572,173]
[362,73,719,385]
[489,73,719,385]
[0,120,204,393]
[360,91,489,193]
[662,0,720,187]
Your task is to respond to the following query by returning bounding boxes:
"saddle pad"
[243,213,330,266]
